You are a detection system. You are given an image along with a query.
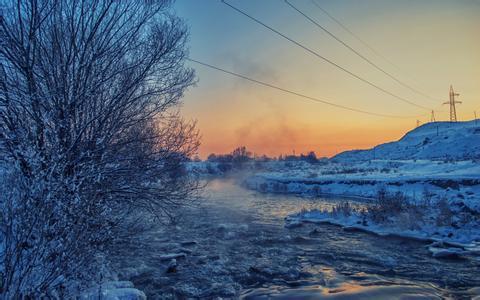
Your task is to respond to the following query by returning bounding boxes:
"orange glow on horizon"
[177,0,480,160]
[194,122,410,159]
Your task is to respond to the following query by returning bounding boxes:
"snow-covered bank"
[245,119,480,206]
[286,209,480,259]
[244,159,480,211]
[248,160,480,256]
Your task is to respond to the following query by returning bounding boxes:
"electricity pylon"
[430,110,436,122]
[443,85,461,122]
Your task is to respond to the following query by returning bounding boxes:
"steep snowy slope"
[333,120,480,162]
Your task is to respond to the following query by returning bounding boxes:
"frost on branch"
[0,0,199,297]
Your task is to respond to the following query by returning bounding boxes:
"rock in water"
[159,253,186,261]
[285,220,302,229]
[167,258,177,273]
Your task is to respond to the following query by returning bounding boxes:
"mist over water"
[119,177,480,299]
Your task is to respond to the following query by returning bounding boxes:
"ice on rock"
[428,246,465,259]
[102,288,146,300]
[180,240,198,247]
[102,281,135,289]
[158,253,186,260]
[285,219,303,229]
[80,281,146,300]
[167,258,177,273]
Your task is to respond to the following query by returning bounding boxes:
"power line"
[221,0,432,111]
[311,0,402,72]
[310,0,444,103]
[187,58,423,119]
[285,0,438,104]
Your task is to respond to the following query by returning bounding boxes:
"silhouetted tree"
[231,146,252,166]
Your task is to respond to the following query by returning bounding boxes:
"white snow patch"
[80,281,146,300]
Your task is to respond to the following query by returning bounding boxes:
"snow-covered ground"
[286,208,480,259]
[244,120,480,251]
[80,281,146,300]
[333,120,480,161]
[245,159,480,210]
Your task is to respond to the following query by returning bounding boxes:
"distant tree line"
[205,147,323,168]
[278,151,321,164]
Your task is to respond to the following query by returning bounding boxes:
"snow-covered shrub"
[366,188,428,229]
[436,197,454,226]
[272,182,288,193]
[206,163,217,175]
[311,185,321,196]
[359,208,369,226]
[217,162,233,173]
[332,202,354,217]
[0,0,199,297]
[397,205,425,230]
[422,187,435,207]
[300,207,310,214]
[259,182,268,193]
[368,188,408,223]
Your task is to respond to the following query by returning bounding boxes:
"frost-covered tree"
[0,0,199,297]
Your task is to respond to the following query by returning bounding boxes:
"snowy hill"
[333,120,480,162]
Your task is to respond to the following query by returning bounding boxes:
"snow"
[102,288,146,300]
[286,209,480,259]
[245,159,480,212]
[428,246,466,258]
[80,281,146,300]
[333,120,480,162]
[240,121,480,257]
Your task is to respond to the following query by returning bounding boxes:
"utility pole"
[443,85,461,122]
[430,110,436,122]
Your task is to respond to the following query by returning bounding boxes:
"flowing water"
[119,178,480,299]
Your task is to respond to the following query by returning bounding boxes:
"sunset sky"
[174,0,480,158]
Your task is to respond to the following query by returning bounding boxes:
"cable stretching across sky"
[285,0,439,104]
[187,58,424,119]
[310,0,444,103]
[221,0,432,112]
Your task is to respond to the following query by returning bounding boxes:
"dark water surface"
[120,178,480,299]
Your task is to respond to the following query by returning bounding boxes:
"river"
[119,177,480,299]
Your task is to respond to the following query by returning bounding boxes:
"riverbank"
[243,159,480,252]
[244,159,480,210]
[286,208,480,259]
[191,159,480,212]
